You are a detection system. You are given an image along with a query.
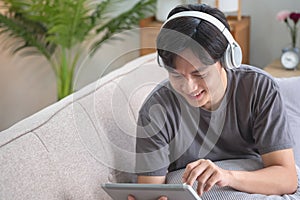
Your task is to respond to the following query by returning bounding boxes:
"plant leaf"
[0,12,54,60]
[44,0,93,49]
[90,0,156,55]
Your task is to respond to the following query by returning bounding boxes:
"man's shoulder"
[139,79,177,112]
[232,64,273,79]
[230,65,279,89]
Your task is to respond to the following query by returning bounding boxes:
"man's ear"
[219,56,226,69]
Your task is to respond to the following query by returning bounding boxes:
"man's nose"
[181,77,198,93]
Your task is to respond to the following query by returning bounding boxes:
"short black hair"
[156,4,230,69]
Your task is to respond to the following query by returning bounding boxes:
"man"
[130,4,297,199]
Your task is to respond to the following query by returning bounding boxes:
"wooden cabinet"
[139,16,251,64]
[139,17,162,56]
[264,59,300,78]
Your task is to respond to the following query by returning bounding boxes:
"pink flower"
[290,12,300,24]
[276,10,291,22]
[276,10,300,48]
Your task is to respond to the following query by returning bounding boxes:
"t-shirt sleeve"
[135,101,171,176]
[252,79,294,155]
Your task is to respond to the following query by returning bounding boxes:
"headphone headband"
[162,11,235,45]
[160,10,242,68]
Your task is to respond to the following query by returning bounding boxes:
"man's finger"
[182,159,204,182]
[158,196,168,200]
[128,194,135,200]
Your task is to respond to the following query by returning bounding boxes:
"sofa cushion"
[34,104,113,200]
[0,133,61,200]
[275,77,300,166]
[75,79,138,185]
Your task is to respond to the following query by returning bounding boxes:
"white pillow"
[275,77,300,167]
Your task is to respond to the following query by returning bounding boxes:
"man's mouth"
[189,90,205,99]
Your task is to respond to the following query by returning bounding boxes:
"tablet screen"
[101,183,201,200]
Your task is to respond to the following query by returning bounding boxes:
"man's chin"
[186,100,204,108]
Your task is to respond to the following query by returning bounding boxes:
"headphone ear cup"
[224,44,243,69]
[224,45,234,69]
[231,43,242,68]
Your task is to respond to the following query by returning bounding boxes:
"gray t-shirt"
[135,65,294,176]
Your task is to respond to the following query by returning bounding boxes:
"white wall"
[241,0,300,68]
[0,51,57,130]
[0,0,299,131]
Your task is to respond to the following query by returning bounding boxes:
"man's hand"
[182,159,231,195]
[128,194,167,200]
[128,175,168,200]
[127,195,135,200]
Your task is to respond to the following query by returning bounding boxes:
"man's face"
[168,48,227,110]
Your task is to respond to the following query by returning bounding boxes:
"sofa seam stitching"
[31,130,68,199]
[0,132,31,148]
[32,131,50,152]
[75,101,113,168]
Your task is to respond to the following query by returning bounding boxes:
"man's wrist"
[224,169,237,188]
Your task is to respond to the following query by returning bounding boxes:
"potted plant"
[0,0,156,100]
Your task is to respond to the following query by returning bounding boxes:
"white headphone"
[160,11,242,69]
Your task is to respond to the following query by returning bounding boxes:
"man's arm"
[228,148,297,195]
[182,149,297,196]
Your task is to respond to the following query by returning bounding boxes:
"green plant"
[0,0,156,100]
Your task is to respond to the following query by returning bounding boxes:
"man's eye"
[171,74,182,79]
[195,73,207,79]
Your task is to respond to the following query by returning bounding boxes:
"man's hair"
[157,4,230,69]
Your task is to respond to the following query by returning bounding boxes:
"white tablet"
[101,183,201,200]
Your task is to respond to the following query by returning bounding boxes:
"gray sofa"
[0,53,299,200]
